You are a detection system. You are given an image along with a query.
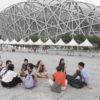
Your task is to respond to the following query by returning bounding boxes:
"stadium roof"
[0,0,100,12]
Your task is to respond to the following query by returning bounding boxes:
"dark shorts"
[1,77,22,88]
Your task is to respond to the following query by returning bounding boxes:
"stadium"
[0,0,100,40]
[0,1,100,100]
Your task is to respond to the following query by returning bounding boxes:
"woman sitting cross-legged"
[59,58,67,73]
[1,64,22,88]
[23,63,37,89]
[35,60,48,78]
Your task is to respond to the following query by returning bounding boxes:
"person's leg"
[41,72,48,77]
[73,70,82,80]
[20,71,25,77]
[73,70,79,77]
[65,80,68,87]
[36,72,43,78]
[66,74,72,80]
[16,77,23,83]
[36,72,48,78]
[9,77,22,87]
[61,80,68,91]
[82,82,87,86]
[1,82,8,88]
[43,72,48,76]
[33,80,37,87]
[20,74,25,77]
[61,87,66,91]
[49,79,54,87]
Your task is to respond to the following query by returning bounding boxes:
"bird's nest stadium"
[0,0,100,40]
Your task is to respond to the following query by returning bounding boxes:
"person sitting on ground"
[23,63,37,89]
[59,58,67,73]
[73,62,92,89]
[36,60,48,78]
[49,66,67,91]
[1,64,22,88]
[0,60,12,78]
[20,59,28,77]
[0,60,3,72]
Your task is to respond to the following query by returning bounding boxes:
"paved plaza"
[0,51,100,100]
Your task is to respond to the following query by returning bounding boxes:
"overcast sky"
[0,0,100,12]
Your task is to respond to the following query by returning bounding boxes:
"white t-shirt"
[2,70,17,83]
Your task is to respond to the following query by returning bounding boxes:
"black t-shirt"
[21,64,28,71]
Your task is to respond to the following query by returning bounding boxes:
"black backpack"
[68,76,84,88]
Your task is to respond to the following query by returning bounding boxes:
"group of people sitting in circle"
[0,58,92,92]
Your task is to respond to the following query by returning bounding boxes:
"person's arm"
[33,72,38,82]
[20,71,26,76]
[82,70,92,89]
[64,65,67,73]
[51,76,55,81]
[51,73,55,81]
[0,68,5,76]
[36,66,40,73]
[16,74,19,76]
[21,64,24,72]
[84,77,92,89]
[44,66,47,72]
[73,69,79,76]
[20,69,25,75]
[13,71,19,77]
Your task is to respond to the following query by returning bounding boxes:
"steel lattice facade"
[0,0,100,40]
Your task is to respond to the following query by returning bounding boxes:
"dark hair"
[59,58,65,66]
[6,60,12,65]
[36,60,44,69]
[28,63,35,70]
[36,60,41,68]
[56,66,62,72]
[24,59,28,62]
[2,64,14,76]
[8,64,14,71]
[78,62,85,68]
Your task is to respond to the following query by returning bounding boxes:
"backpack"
[0,67,7,81]
[51,82,61,93]
[67,76,84,88]
[0,67,4,72]
[24,70,34,89]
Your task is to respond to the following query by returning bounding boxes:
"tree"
[61,33,72,43]
[29,34,39,42]
[74,34,85,43]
